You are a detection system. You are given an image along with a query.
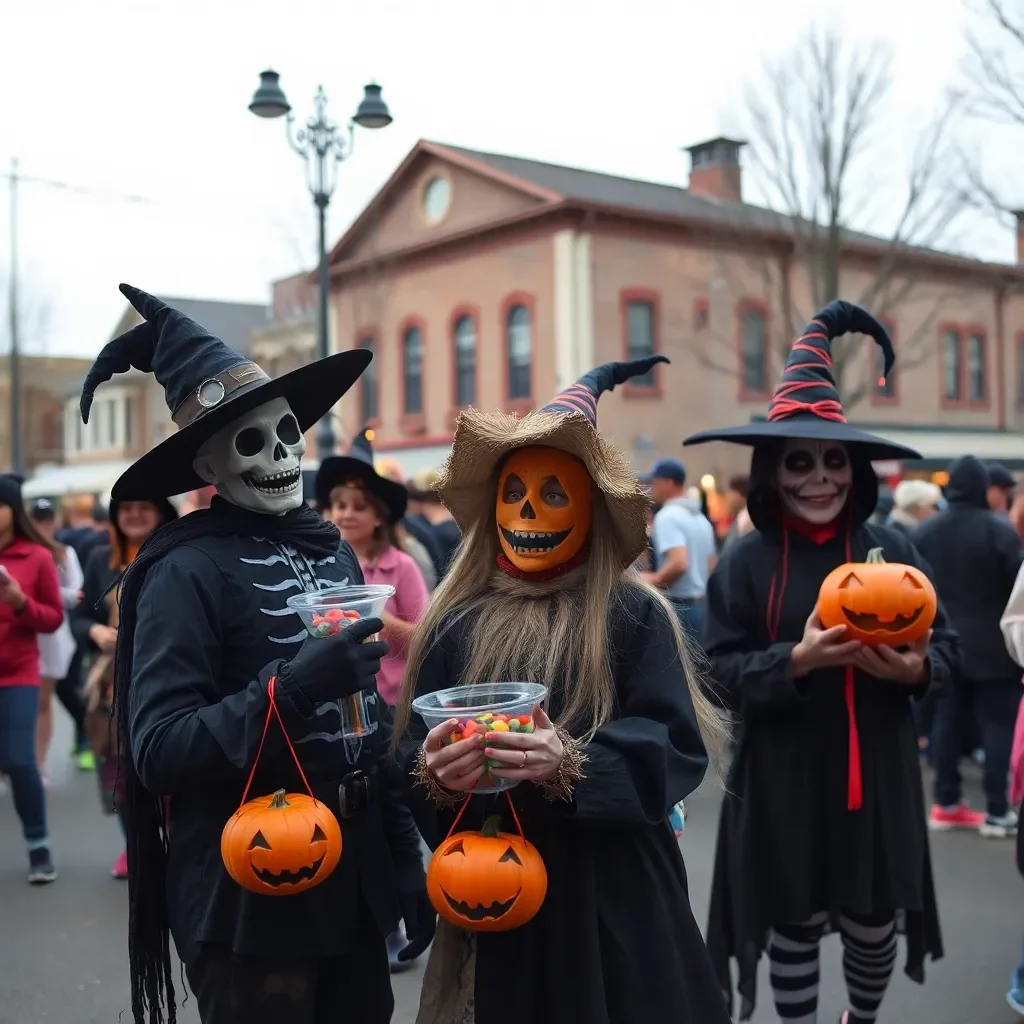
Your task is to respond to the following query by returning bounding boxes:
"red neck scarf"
[496,545,590,582]
[773,509,863,812]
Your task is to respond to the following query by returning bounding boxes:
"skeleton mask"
[776,438,852,525]
[193,396,306,515]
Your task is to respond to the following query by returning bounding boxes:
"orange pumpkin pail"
[426,790,547,933]
[220,677,342,895]
[818,547,936,648]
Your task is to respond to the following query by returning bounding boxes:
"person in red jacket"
[0,473,63,883]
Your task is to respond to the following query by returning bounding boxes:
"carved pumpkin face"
[495,446,592,572]
[818,548,937,647]
[426,815,548,932]
[220,789,342,895]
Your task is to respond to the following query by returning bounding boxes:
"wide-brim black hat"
[684,300,921,462]
[315,428,408,524]
[81,284,371,500]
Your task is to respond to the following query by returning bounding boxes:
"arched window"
[360,335,379,422]
[402,325,424,415]
[453,314,477,407]
[506,304,532,399]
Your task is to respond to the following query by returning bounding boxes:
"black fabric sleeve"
[374,705,426,892]
[701,543,805,717]
[553,591,710,826]
[129,552,310,795]
[993,518,1024,594]
[71,546,110,649]
[870,525,961,696]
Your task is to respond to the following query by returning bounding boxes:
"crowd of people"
[5,290,1024,1024]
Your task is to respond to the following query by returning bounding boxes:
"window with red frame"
[402,325,424,415]
[453,314,477,407]
[359,335,378,422]
[741,307,768,394]
[625,300,656,387]
[942,328,962,402]
[967,331,986,402]
[506,304,532,400]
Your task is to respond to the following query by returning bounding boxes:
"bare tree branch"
[963,0,1024,127]
[679,25,971,412]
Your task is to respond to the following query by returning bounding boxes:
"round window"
[422,176,452,223]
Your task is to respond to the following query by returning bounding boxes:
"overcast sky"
[0,0,1017,359]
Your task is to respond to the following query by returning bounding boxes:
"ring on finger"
[519,750,528,769]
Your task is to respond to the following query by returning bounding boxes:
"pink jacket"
[359,545,428,705]
[999,563,1024,804]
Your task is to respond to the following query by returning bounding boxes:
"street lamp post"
[249,70,392,463]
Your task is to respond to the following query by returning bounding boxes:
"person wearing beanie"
[912,455,1024,837]
[685,301,954,1024]
[988,462,1017,515]
[407,467,461,579]
[0,473,64,884]
[888,480,942,537]
[395,356,730,1024]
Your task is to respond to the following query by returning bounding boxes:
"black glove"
[396,886,436,962]
[276,617,388,714]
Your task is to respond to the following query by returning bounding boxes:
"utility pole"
[8,157,20,475]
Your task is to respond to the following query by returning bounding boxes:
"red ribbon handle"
[238,676,316,808]
[444,784,526,842]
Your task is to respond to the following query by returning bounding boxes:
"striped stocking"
[768,911,829,1023]
[838,912,897,1024]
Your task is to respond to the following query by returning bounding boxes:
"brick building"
[321,138,1024,487]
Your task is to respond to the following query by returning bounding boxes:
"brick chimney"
[1014,211,1024,264]
[685,137,746,203]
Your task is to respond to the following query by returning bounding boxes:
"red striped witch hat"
[684,300,920,460]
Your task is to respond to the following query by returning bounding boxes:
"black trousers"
[933,676,1020,817]
[55,649,87,750]
[185,924,393,1024]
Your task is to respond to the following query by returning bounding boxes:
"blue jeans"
[0,686,48,845]
[1013,936,1024,995]
[670,598,705,647]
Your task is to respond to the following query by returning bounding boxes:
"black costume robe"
[405,581,729,1024]
[129,527,422,966]
[702,462,955,1020]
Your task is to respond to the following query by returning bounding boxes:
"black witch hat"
[315,427,408,523]
[82,284,371,500]
[684,300,920,461]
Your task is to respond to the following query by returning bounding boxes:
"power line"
[0,163,290,229]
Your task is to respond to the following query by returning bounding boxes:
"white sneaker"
[980,809,1019,838]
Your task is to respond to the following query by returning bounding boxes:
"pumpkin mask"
[426,814,548,932]
[221,789,343,896]
[818,548,937,647]
[495,446,592,572]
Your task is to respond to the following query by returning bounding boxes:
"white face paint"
[776,438,852,525]
[193,396,306,515]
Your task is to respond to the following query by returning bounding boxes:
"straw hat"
[438,356,667,569]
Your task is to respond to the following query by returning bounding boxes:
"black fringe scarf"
[111,497,340,1024]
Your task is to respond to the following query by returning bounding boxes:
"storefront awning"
[21,461,134,503]
[859,427,1024,470]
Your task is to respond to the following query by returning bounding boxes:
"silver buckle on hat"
[196,378,227,409]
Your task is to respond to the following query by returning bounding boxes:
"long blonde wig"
[393,483,729,777]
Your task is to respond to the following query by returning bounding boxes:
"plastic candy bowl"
[411,682,549,794]
[286,584,396,639]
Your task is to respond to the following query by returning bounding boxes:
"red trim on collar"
[496,545,590,582]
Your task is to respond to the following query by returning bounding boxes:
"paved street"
[2,711,1022,1024]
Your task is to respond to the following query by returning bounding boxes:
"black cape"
[404,581,729,1024]
[702,449,955,1019]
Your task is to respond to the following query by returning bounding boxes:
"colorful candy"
[440,708,537,784]
[310,608,361,637]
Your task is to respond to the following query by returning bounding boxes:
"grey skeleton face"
[776,438,852,525]
[193,397,306,515]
